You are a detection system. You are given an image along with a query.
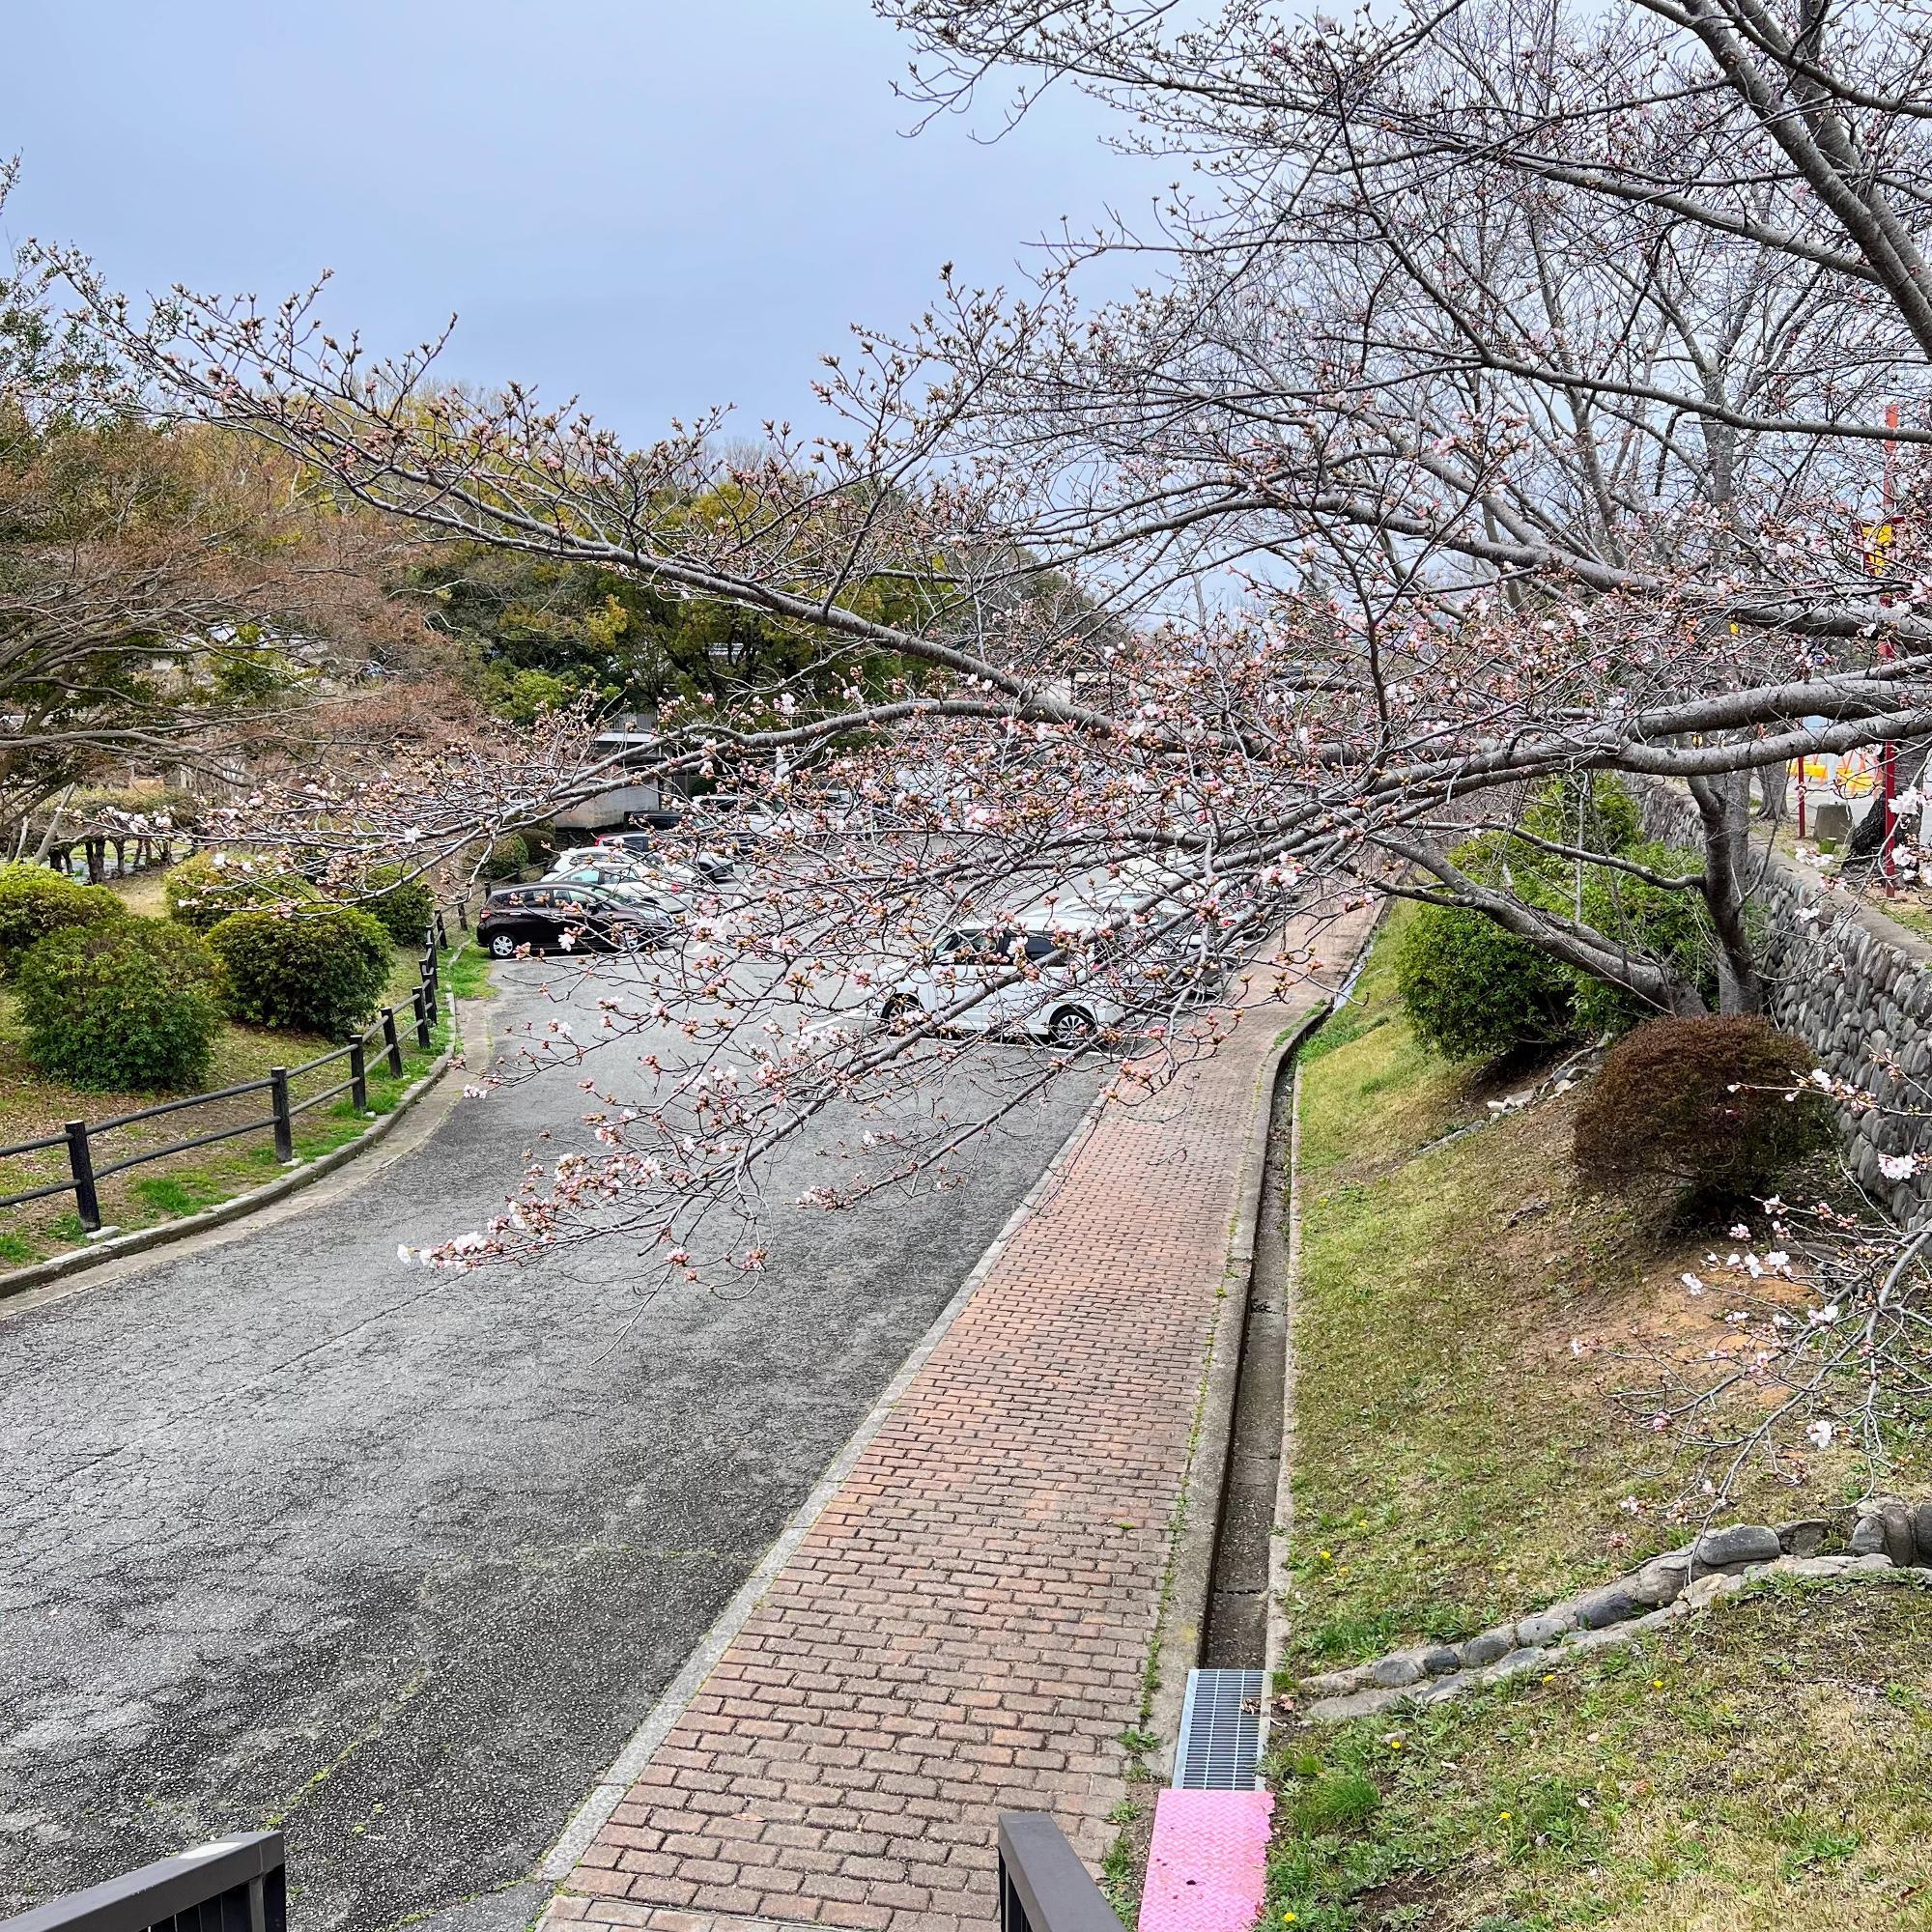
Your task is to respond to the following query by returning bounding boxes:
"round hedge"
[362,865,436,946]
[164,851,312,932]
[1393,900,1578,1060]
[209,907,393,1037]
[479,834,528,881]
[15,921,225,1091]
[1573,1014,1830,1197]
[0,863,126,972]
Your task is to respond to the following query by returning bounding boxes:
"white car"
[547,853,708,898]
[877,922,1129,1048]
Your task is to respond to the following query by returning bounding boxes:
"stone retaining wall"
[1638,787,1932,1223]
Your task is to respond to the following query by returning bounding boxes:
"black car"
[594,830,736,882]
[477,883,677,957]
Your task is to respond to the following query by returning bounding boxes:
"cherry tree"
[39,0,1932,1488]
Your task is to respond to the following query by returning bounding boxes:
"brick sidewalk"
[548,908,1374,1932]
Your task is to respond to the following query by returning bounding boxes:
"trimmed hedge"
[15,921,225,1091]
[362,865,436,946]
[164,851,312,932]
[1573,1014,1830,1197]
[1393,901,1579,1061]
[208,907,393,1037]
[0,863,126,972]
[479,834,528,881]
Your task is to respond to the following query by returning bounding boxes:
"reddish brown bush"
[1573,1014,1830,1197]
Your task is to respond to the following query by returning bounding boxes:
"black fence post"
[270,1068,294,1163]
[349,1040,368,1113]
[412,986,433,1050]
[382,1007,404,1077]
[64,1120,100,1233]
[436,909,449,950]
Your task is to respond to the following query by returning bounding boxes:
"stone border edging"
[1149,997,1334,1780]
[1293,1498,1932,1721]
[0,1001,463,1303]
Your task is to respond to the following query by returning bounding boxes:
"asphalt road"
[0,956,1101,1932]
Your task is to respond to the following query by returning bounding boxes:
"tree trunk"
[1689,773,1765,1014]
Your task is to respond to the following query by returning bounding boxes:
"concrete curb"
[1147,1000,1332,1780]
[1260,1060,1310,1753]
[0,996,466,1304]
[537,1072,1118,1891]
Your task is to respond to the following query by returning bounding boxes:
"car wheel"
[1048,1006,1098,1049]
[881,994,920,1027]
[488,932,517,958]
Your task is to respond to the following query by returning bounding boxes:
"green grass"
[1271,912,1932,1925]
[1264,1577,1932,1930]
[1282,912,1883,1674]
[445,939,492,1001]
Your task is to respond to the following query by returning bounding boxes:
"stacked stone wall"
[1638,786,1932,1224]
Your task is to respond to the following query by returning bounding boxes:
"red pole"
[1880,402,1901,892]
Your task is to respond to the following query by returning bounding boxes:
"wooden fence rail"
[0,911,452,1236]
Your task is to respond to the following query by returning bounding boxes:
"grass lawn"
[1266,1575,1932,1931]
[1267,910,1928,1926]
[0,881,490,1271]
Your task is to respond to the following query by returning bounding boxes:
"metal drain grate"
[1172,1667,1264,1789]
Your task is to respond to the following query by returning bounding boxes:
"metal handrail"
[996,1814,1126,1932]
[0,1831,285,1932]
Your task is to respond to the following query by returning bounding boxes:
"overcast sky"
[3,2,1150,444]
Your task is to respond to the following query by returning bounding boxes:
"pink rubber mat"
[1137,1787,1275,1932]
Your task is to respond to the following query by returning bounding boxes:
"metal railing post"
[994,1814,1127,1932]
[412,986,433,1050]
[382,1007,404,1077]
[349,1040,368,1113]
[270,1068,294,1163]
[64,1121,100,1233]
[436,909,449,949]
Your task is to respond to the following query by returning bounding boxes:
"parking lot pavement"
[0,957,1103,1932]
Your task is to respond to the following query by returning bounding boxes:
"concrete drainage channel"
[1139,1034,1321,1932]
[1201,1051,1295,1671]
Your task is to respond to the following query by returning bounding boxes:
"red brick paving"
[548,907,1374,1932]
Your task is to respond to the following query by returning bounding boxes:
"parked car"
[876,921,1128,1048]
[548,855,708,899]
[593,830,735,883]
[477,882,677,957]
[625,809,687,832]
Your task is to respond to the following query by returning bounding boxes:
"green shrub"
[1405,819,1718,1049]
[15,922,224,1091]
[479,834,528,881]
[1519,773,1644,861]
[1571,841,1716,1036]
[1394,900,1578,1060]
[208,907,393,1036]
[0,863,126,971]
[361,865,436,946]
[164,851,312,932]
[1573,1014,1830,1197]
